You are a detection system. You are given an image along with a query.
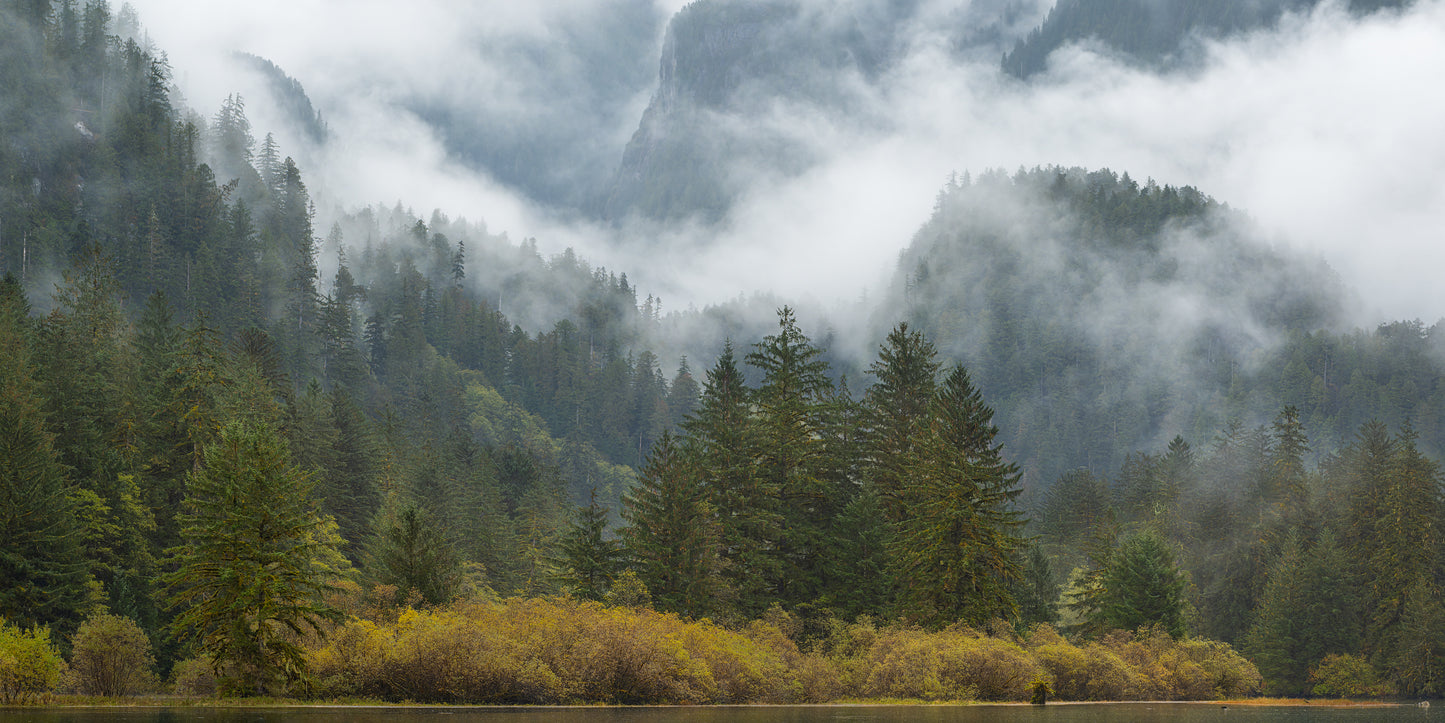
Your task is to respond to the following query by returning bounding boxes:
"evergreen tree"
[685,341,777,618]
[746,307,836,609]
[1098,529,1187,637]
[1388,578,1445,696]
[556,489,624,602]
[40,245,155,608]
[894,365,1026,627]
[1369,423,1442,666]
[621,432,721,618]
[163,420,343,695]
[665,357,700,431]
[826,481,895,619]
[1014,543,1060,627]
[0,275,92,633]
[1243,533,1310,694]
[363,500,463,607]
[862,322,941,521]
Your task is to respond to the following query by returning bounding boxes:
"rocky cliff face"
[599,0,918,224]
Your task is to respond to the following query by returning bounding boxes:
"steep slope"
[600,0,924,223]
[882,167,1372,484]
[1002,0,1411,78]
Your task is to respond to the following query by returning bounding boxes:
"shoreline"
[13,697,1416,709]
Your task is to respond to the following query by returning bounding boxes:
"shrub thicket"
[64,613,156,696]
[1310,654,1395,698]
[170,657,220,697]
[0,620,65,704]
[1025,624,1138,700]
[305,596,1262,704]
[307,597,807,703]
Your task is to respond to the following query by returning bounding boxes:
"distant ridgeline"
[1003,0,1415,78]
[600,0,919,223]
[233,52,329,144]
[886,167,1445,487]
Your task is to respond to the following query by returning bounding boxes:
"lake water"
[0,704,1438,723]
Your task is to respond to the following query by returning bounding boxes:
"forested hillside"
[5,0,1445,705]
[0,0,694,675]
[887,168,1445,485]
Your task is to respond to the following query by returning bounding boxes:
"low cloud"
[128,0,1445,327]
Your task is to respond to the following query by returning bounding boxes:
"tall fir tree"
[746,307,837,610]
[163,420,343,695]
[0,275,93,633]
[893,365,1026,627]
[863,322,941,521]
[621,432,721,618]
[684,341,777,618]
[556,489,625,602]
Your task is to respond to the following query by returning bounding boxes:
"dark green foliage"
[163,420,343,695]
[893,365,1027,627]
[363,502,463,607]
[557,490,625,601]
[863,322,941,521]
[826,482,895,620]
[1097,530,1186,637]
[1015,544,1060,628]
[621,432,721,618]
[1387,579,1445,696]
[0,275,92,633]
[686,341,779,618]
[1242,533,1310,694]
[746,307,839,611]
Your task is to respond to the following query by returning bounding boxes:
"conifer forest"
[3,0,1445,705]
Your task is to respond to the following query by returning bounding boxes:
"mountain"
[1002,0,1412,78]
[234,53,328,144]
[407,0,662,213]
[880,167,1445,485]
[600,0,927,223]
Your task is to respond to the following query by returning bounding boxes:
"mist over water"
[125,0,1445,328]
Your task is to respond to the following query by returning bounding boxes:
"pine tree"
[665,357,700,431]
[363,500,463,607]
[40,245,155,608]
[163,420,343,695]
[557,489,624,601]
[621,432,721,618]
[894,365,1026,627]
[827,483,895,619]
[1098,529,1187,637]
[1369,423,1442,665]
[862,322,941,521]
[1243,532,1310,694]
[0,275,92,633]
[684,341,777,618]
[1014,543,1060,627]
[746,307,836,609]
[1268,406,1310,514]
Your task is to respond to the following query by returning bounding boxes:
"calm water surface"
[0,705,1438,723]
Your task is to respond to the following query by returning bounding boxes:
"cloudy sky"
[127,0,1445,324]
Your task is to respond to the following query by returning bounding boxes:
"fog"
[126,0,1445,327]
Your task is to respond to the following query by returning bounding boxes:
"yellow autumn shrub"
[306,597,810,704]
[0,621,64,704]
[1025,624,1139,700]
[1099,627,1261,700]
[858,626,1043,701]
